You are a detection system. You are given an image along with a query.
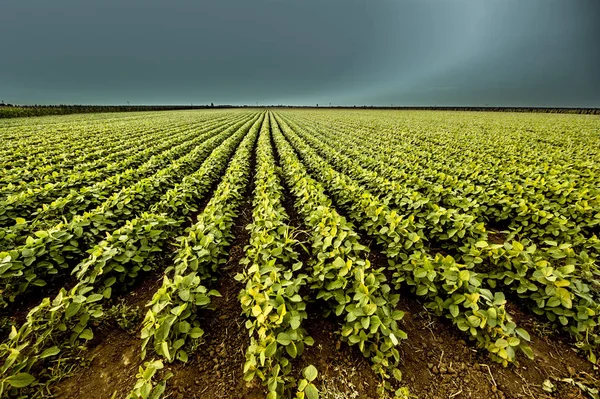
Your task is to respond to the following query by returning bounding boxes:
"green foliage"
[0,113,261,393]
[275,113,531,366]
[237,116,313,396]
[272,114,407,379]
[0,115,258,306]
[125,359,173,399]
[103,301,143,333]
[277,109,600,363]
[140,114,262,364]
[295,365,319,399]
[1,108,599,398]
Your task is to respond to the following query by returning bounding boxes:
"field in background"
[2,105,599,119]
[0,109,599,398]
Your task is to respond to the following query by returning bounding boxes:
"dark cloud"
[1,0,598,106]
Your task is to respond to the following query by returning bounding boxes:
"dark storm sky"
[1,0,599,107]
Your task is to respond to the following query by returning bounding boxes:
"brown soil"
[0,268,80,332]
[53,273,163,399]
[292,315,382,398]
[159,198,265,399]
[366,248,599,399]
[396,296,598,399]
[488,230,508,245]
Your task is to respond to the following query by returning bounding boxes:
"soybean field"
[1,109,599,399]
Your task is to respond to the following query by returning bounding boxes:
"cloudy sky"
[1,0,598,106]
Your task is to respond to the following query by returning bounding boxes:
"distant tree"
[211,102,214,107]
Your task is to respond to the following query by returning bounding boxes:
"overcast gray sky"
[1,0,598,107]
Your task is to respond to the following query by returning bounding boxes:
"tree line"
[1,103,598,119]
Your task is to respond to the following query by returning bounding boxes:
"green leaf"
[178,289,190,302]
[177,350,188,363]
[364,304,377,316]
[520,345,534,360]
[31,279,46,287]
[286,342,298,358]
[303,365,318,382]
[162,341,171,362]
[467,315,480,327]
[6,373,36,388]
[332,257,345,269]
[86,294,104,303]
[449,304,459,318]
[546,297,560,308]
[79,329,94,340]
[458,270,470,281]
[556,288,572,308]
[267,376,277,392]
[277,332,291,346]
[290,315,301,330]
[558,264,575,275]
[341,325,353,337]
[298,379,308,392]
[515,328,531,341]
[40,346,60,359]
[189,327,204,339]
[149,382,168,399]
[265,341,277,357]
[65,302,81,318]
[305,383,319,399]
